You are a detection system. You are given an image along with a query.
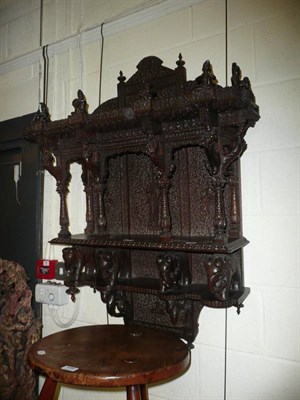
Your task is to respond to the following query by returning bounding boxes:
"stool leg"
[126,385,142,400]
[38,377,57,400]
[140,384,149,400]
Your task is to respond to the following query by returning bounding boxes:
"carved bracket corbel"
[62,246,97,301]
[156,253,191,293]
[205,253,242,301]
[97,250,131,317]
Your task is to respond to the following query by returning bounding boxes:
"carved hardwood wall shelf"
[26,55,259,346]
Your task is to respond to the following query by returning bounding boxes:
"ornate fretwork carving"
[25,54,259,344]
[228,162,241,238]
[97,250,130,317]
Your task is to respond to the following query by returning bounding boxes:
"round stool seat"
[28,324,190,399]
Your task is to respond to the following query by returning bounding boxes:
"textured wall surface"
[0,1,299,399]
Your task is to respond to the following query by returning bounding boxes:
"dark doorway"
[0,113,43,316]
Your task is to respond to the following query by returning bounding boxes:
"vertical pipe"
[224,3,229,400]
[39,0,43,47]
[99,23,105,105]
[38,0,43,104]
[42,45,49,105]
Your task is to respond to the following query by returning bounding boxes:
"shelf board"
[71,277,250,308]
[50,233,249,254]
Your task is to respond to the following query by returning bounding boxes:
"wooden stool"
[28,325,190,400]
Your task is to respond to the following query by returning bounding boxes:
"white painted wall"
[0,1,299,399]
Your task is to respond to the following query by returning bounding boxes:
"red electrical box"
[36,259,57,279]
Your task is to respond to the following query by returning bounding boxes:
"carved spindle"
[57,185,71,237]
[57,168,71,238]
[81,161,94,235]
[84,184,94,234]
[176,53,185,69]
[117,70,127,104]
[145,133,172,239]
[213,177,227,242]
[82,150,106,235]
[118,70,126,85]
[97,182,107,233]
[93,184,100,233]
[175,53,186,82]
[228,171,240,238]
[158,176,172,239]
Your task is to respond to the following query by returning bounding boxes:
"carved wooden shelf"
[26,54,259,345]
[90,278,249,307]
[50,234,249,254]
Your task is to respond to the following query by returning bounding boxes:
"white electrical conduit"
[48,293,81,328]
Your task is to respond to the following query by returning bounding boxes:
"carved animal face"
[62,247,78,273]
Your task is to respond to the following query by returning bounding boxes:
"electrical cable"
[225,0,228,87]
[48,293,81,328]
[38,0,43,104]
[77,33,84,90]
[33,0,166,65]
[224,309,228,400]
[34,0,168,107]
[42,45,49,105]
[96,21,109,324]
[39,0,43,47]
[99,23,104,105]
[224,2,229,399]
